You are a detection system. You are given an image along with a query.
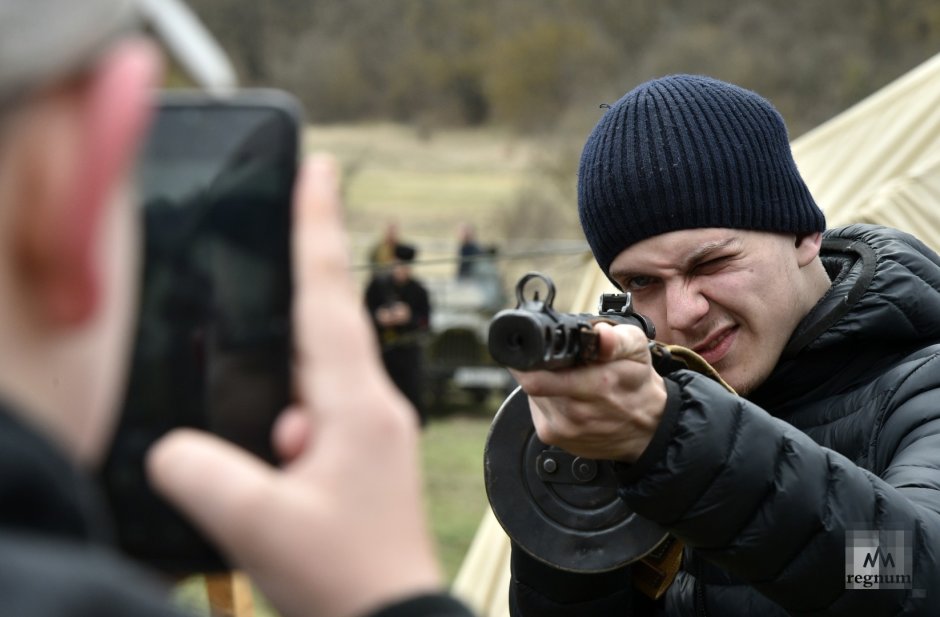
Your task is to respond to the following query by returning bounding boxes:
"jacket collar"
[750,224,940,409]
[782,235,876,360]
[0,401,113,544]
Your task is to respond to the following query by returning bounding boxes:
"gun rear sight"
[487,272,655,372]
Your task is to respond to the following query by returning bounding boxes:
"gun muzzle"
[488,309,596,371]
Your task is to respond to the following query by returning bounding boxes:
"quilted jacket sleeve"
[615,367,940,615]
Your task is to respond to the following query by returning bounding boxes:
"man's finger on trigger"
[595,321,650,362]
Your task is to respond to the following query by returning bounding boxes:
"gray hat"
[0,0,138,113]
[0,0,236,117]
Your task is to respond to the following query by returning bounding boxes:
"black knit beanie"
[578,74,825,278]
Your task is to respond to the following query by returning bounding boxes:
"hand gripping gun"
[484,272,698,599]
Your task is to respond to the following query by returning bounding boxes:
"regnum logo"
[845,529,913,590]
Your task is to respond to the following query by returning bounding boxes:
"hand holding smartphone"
[147,155,447,617]
[100,89,300,573]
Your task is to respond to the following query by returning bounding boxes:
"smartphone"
[99,89,301,573]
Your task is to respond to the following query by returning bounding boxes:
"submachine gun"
[485,272,699,598]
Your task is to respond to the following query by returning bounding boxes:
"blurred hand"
[375,301,411,327]
[147,154,442,617]
[510,322,667,462]
[375,306,395,326]
[388,301,411,324]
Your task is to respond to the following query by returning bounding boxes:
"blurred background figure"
[456,222,483,279]
[369,220,404,268]
[365,244,432,425]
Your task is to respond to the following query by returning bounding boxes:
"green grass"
[421,412,494,582]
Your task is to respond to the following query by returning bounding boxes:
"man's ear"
[795,231,824,267]
[11,40,159,327]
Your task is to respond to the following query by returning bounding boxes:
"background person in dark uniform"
[456,222,483,279]
[366,244,432,425]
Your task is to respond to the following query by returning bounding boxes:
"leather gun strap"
[634,344,736,600]
[651,343,736,394]
[633,536,685,600]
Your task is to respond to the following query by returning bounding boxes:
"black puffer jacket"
[510,224,940,616]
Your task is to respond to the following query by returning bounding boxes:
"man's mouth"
[692,326,737,366]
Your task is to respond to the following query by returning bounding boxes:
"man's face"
[608,228,814,395]
[392,261,411,284]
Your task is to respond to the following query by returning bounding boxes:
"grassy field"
[305,123,534,239]
[307,121,600,310]
[421,411,496,580]
[315,123,538,588]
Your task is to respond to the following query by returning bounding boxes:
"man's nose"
[664,280,709,333]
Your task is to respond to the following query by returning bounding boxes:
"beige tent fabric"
[848,154,940,248]
[451,52,940,616]
[793,51,940,240]
[450,508,513,616]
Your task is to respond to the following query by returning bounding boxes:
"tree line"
[187,0,940,136]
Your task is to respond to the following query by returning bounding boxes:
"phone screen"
[100,91,300,573]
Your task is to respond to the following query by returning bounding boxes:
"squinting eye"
[694,257,729,274]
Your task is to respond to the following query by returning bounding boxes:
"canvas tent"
[451,51,940,617]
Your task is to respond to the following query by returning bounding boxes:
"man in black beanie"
[508,75,940,615]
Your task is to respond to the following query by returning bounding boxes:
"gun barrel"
[487,309,598,371]
[487,271,655,372]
